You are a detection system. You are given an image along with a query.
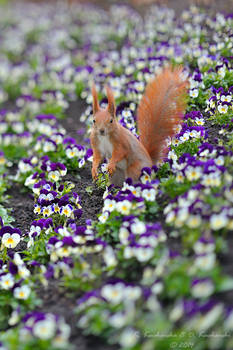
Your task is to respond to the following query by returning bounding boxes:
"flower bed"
[0,1,232,349]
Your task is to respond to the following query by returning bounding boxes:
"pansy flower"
[14,285,31,300]
[0,273,14,290]
[0,226,21,249]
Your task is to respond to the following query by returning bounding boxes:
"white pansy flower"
[99,211,109,223]
[14,285,31,299]
[109,312,126,328]
[210,214,228,230]
[119,328,138,348]
[194,253,216,271]
[193,241,215,254]
[221,94,231,103]
[0,273,14,290]
[18,266,31,278]
[14,253,24,266]
[103,246,117,267]
[186,215,201,228]
[119,227,130,244]
[140,173,151,184]
[192,280,214,298]
[8,309,20,326]
[101,283,125,304]
[180,133,190,142]
[42,206,52,217]
[218,104,228,114]
[18,160,32,173]
[176,172,184,183]
[134,247,154,262]
[190,89,199,98]
[33,318,56,340]
[2,233,20,249]
[195,304,223,332]
[218,67,226,78]
[25,174,37,187]
[66,147,78,158]
[189,130,199,138]
[215,156,224,166]
[185,166,202,181]
[61,205,73,217]
[168,150,178,161]
[131,186,141,197]
[169,302,184,321]
[43,141,56,153]
[48,171,60,182]
[165,210,175,224]
[195,118,205,125]
[131,220,146,235]
[116,200,132,215]
[141,188,156,201]
[52,322,71,348]
[103,199,116,212]
[151,282,163,295]
[147,295,161,311]
[124,246,134,259]
[124,286,141,300]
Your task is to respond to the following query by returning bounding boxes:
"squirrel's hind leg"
[110,168,126,187]
[126,161,142,182]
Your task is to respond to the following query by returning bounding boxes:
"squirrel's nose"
[100,129,105,135]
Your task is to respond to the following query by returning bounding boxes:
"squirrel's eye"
[93,120,96,124]
[110,119,113,123]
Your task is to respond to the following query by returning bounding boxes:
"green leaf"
[0,205,14,224]
[86,186,94,195]
[218,277,233,292]
[148,202,159,214]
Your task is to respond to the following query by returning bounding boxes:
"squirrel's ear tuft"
[106,85,116,118]
[92,84,99,115]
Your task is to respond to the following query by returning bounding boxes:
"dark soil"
[64,167,105,226]
[61,99,88,145]
[6,184,35,235]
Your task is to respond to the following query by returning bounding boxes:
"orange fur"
[91,84,100,114]
[105,85,116,118]
[90,67,188,186]
[137,66,188,163]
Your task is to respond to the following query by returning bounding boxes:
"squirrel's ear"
[106,85,116,118]
[92,84,99,115]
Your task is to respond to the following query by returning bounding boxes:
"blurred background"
[0,0,232,13]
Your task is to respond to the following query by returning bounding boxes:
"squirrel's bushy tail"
[137,66,188,163]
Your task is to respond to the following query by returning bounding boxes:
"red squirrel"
[90,66,188,186]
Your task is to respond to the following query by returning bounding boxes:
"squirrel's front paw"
[107,164,115,177]
[92,167,98,181]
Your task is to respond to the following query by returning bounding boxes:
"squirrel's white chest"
[98,135,113,159]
